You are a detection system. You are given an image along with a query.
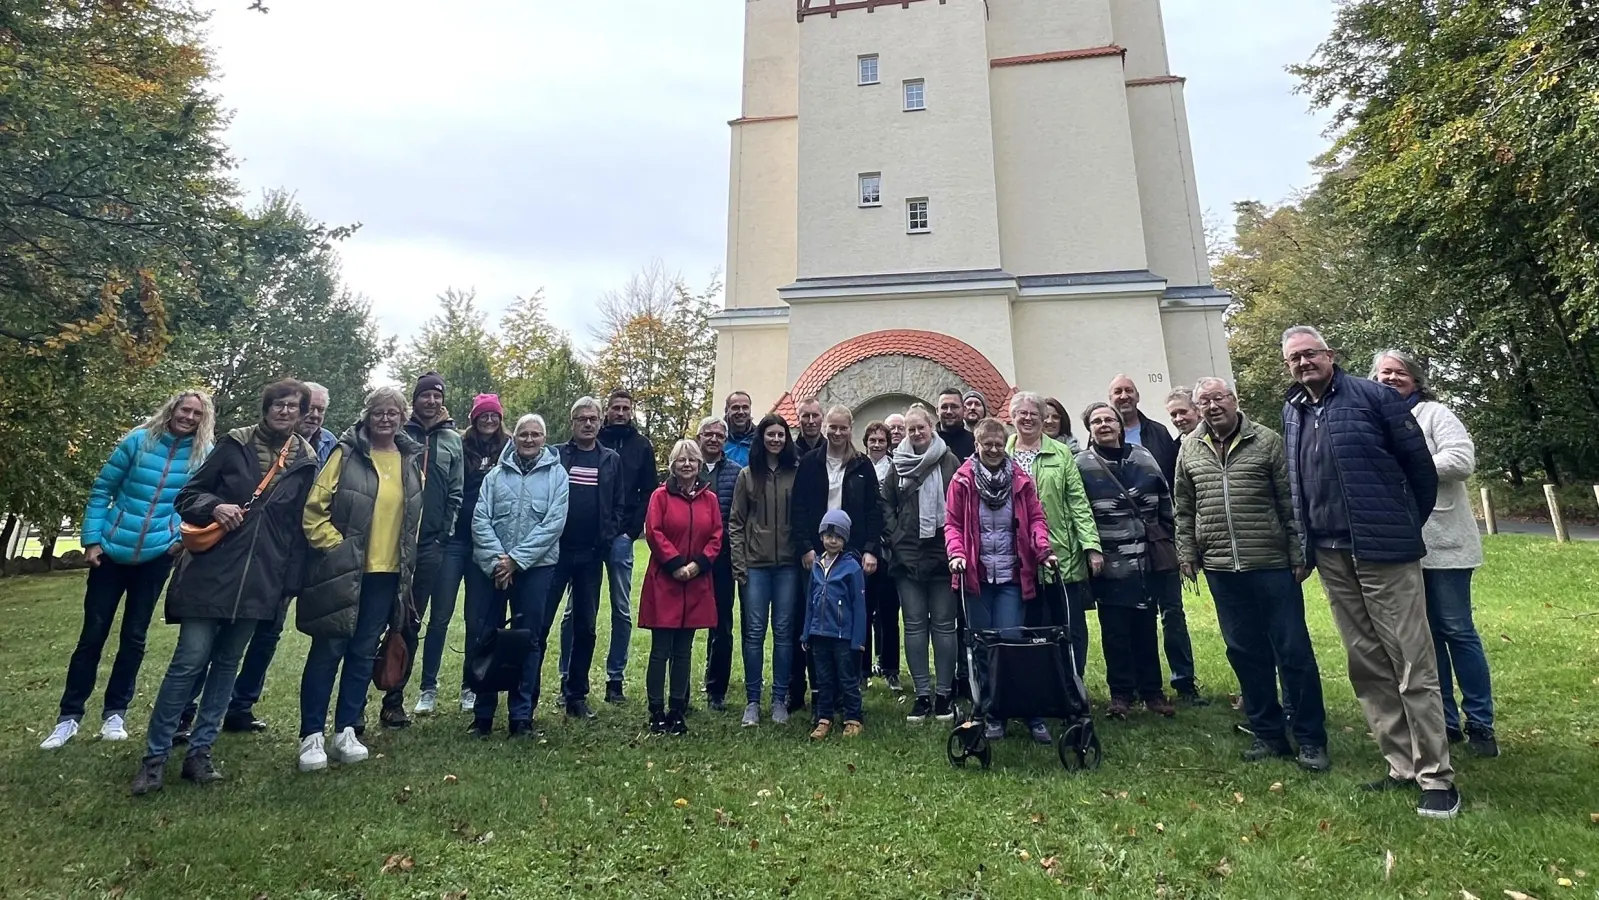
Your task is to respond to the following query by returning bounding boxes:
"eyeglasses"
[1193,396,1234,408]
[1285,349,1329,364]
[370,409,404,421]
[268,401,301,413]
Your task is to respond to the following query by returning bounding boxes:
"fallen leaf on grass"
[380,854,414,876]
[1461,892,1480,900]
[846,763,856,774]
[749,839,759,851]
[1558,880,1573,888]
[1318,820,1331,832]
[1590,813,1599,824]
[443,774,458,785]
[1269,782,1284,793]
[1233,792,1245,804]
[1504,891,1538,900]
[646,760,654,770]
[1384,850,1395,881]
[1500,634,1513,643]
[1209,858,1232,879]
[1030,813,1046,825]
[674,798,689,809]
[757,789,772,798]
[1155,822,1165,834]
[1018,849,1031,862]
[443,892,468,900]
[539,795,549,811]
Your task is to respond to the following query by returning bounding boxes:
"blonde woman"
[40,390,215,750]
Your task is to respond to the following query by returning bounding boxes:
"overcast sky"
[200,0,1338,351]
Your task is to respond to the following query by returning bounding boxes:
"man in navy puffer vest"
[1280,325,1457,820]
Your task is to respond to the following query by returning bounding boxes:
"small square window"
[903,79,926,111]
[858,55,879,86]
[859,173,882,207]
[907,198,930,233]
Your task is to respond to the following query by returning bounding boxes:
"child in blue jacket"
[802,510,868,739]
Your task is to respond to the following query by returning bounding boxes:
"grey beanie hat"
[961,389,988,411]
[819,509,852,542]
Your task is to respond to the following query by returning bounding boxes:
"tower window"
[859,173,882,207]
[907,198,930,233]
[903,79,926,111]
[858,55,880,86]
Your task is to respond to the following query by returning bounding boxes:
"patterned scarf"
[973,457,1013,510]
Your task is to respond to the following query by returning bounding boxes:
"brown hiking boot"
[842,720,863,738]
[1106,697,1132,719]
[1144,695,1177,718]
[809,719,832,740]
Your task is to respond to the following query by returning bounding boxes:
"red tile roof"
[770,329,1015,423]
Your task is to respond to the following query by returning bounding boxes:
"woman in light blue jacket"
[41,390,215,750]
[469,413,569,737]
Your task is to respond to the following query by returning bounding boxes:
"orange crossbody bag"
[179,439,292,553]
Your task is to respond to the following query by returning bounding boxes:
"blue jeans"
[1205,568,1329,748]
[968,582,1042,728]
[420,536,471,694]
[810,635,862,723]
[299,573,396,737]
[58,555,172,723]
[741,565,800,705]
[548,558,604,702]
[1424,568,1494,731]
[1156,576,1197,692]
[472,564,555,723]
[145,618,256,759]
[604,534,635,682]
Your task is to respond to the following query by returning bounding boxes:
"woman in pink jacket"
[944,417,1058,743]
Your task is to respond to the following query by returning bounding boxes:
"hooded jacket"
[1411,400,1483,570]
[298,425,425,639]
[406,413,464,546]
[83,428,208,565]
[1173,414,1305,572]
[1007,433,1100,585]
[729,465,798,581]
[943,459,1053,600]
[639,477,724,629]
[803,550,868,648]
[1282,368,1438,564]
[472,441,570,575]
[167,426,317,624]
[599,421,658,539]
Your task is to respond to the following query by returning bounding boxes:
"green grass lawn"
[0,536,1595,899]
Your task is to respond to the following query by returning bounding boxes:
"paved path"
[1484,519,1599,541]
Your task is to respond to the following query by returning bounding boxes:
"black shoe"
[708,696,727,712]
[1297,744,1332,773]
[605,681,626,704]
[906,695,933,724]
[172,707,195,745]
[1241,737,1293,762]
[667,710,688,736]
[649,708,668,734]
[468,718,493,738]
[507,719,533,738]
[1446,725,1465,744]
[566,699,596,720]
[884,673,903,693]
[932,694,954,723]
[131,756,167,796]
[181,750,223,785]
[786,695,807,715]
[1465,725,1500,758]
[222,711,267,733]
[1361,775,1417,793]
[380,706,411,729]
[1177,688,1211,708]
[1417,786,1462,819]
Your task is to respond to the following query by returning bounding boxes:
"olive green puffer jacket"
[1173,416,1305,572]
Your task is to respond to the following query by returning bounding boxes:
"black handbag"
[1143,519,1180,574]
[467,612,534,695]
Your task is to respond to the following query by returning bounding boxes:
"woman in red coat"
[640,439,724,735]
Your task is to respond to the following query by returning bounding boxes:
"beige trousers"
[1316,550,1454,790]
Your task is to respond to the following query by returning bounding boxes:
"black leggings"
[647,628,695,711]
[1098,605,1164,701]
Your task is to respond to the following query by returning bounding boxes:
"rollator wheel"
[1058,722,1104,772]
[946,730,971,768]
[946,726,992,770]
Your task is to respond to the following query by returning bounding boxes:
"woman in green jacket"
[1006,392,1102,678]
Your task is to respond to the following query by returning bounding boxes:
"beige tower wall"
[1161,306,1234,392]
[786,293,1017,386]
[716,325,791,416]
[1013,295,1175,428]
[1127,82,1210,287]
[985,0,1114,59]
[990,55,1150,276]
[1110,0,1173,81]
[726,118,798,310]
[794,0,1001,278]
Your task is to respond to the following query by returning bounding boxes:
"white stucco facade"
[713,0,1232,428]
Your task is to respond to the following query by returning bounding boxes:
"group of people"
[39,324,1496,820]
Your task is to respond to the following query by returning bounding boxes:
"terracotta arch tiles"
[771,329,1015,423]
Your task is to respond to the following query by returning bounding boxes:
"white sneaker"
[99,714,129,741]
[415,689,437,715]
[330,726,369,765]
[459,688,476,712]
[40,720,79,750]
[298,733,328,772]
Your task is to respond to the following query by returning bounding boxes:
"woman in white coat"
[1371,350,1498,758]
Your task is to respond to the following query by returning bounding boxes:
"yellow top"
[302,446,404,574]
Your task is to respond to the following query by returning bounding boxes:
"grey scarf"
[974,457,1013,510]
[893,435,949,539]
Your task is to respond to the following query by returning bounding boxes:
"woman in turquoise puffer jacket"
[39,390,215,751]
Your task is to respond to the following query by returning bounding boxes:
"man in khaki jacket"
[1174,377,1329,773]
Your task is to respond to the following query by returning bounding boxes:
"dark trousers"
[789,562,814,707]
[383,538,446,711]
[864,567,899,677]
[58,555,173,722]
[227,608,285,717]
[544,557,604,703]
[811,636,863,723]
[471,564,554,724]
[1205,568,1329,747]
[1099,604,1164,700]
[1025,579,1091,681]
[648,628,696,711]
[703,552,736,700]
[1156,576,1197,692]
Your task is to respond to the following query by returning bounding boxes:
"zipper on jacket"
[1209,437,1244,572]
[231,442,264,622]
[134,437,183,561]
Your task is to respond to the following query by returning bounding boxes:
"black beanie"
[414,371,445,401]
